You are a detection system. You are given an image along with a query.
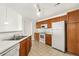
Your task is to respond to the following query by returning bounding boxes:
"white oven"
[40,33,45,44]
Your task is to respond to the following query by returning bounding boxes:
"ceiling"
[0,3,79,21]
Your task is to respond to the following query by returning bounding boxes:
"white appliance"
[40,33,45,44]
[39,24,47,44]
[52,21,65,52]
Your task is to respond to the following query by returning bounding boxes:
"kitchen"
[0,3,79,56]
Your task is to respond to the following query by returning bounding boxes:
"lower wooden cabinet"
[45,34,52,46]
[28,36,32,52]
[19,36,32,56]
[34,33,52,46]
[19,39,27,56]
[34,33,39,41]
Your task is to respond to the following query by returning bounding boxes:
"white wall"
[0,31,23,41]
[32,20,37,40]
[0,17,32,41]
[22,17,32,36]
[0,6,23,41]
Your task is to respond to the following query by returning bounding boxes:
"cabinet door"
[25,39,30,55]
[47,20,52,28]
[76,23,79,55]
[67,10,79,23]
[19,40,26,56]
[45,34,52,46]
[34,33,39,41]
[67,23,77,55]
[36,22,41,28]
[29,36,32,51]
[25,36,32,55]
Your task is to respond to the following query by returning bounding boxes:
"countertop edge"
[0,35,32,55]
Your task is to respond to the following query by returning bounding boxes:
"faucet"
[13,35,16,40]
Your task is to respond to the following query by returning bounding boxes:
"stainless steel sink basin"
[12,36,26,40]
[3,36,26,41]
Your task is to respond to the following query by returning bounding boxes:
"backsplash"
[0,31,23,41]
[36,28,52,34]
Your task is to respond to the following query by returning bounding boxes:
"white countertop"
[0,35,31,54]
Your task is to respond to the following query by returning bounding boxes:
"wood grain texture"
[45,34,52,46]
[67,10,79,23]
[67,23,78,55]
[19,36,32,56]
[34,33,39,41]
[19,39,27,56]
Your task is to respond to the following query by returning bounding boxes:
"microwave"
[41,24,47,29]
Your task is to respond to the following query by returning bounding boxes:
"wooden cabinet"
[67,23,79,55]
[36,22,41,28]
[67,10,79,55]
[28,36,32,52]
[45,34,52,46]
[19,39,27,56]
[76,23,79,55]
[19,36,32,56]
[67,23,77,55]
[36,20,52,29]
[67,10,79,23]
[34,33,39,41]
[50,15,67,22]
[47,20,52,28]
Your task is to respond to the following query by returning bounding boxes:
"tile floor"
[28,40,73,56]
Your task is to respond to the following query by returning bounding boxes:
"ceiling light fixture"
[4,8,9,25]
[34,4,41,17]
[4,22,8,25]
[54,3,61,6]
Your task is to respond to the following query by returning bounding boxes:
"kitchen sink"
[2,36,26,41]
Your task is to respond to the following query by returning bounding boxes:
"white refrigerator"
[52,21,65,52]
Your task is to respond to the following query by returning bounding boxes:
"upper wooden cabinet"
[50,15,67,22]
[60,15,67,21]
[47,20,52,28]
[51,17,60,22]
[36,20,51,28]
[45,34,52,46]
[67,10,79,23]
[36,22,41,28]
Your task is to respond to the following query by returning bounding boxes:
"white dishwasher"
[0,43,20,56]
